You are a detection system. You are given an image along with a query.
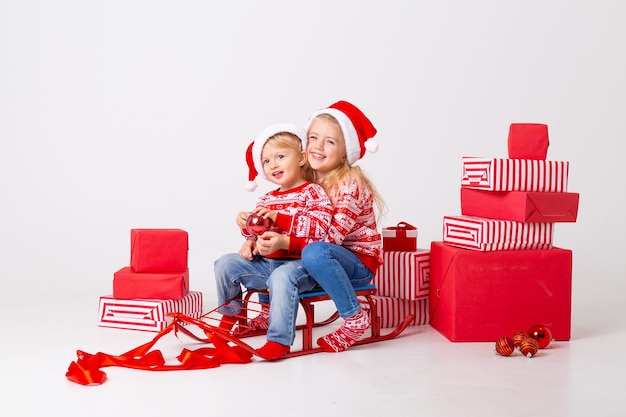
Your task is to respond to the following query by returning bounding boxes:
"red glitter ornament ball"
[519,336,539,358]
[495,336,515,356]
[527,324,553,349]
[246,214,272,235]
[512,331,529,348]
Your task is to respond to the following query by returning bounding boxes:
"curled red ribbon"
[66,316,253,386]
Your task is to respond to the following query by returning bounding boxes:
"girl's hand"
[254,231,288,256]
[236,211,250,229]
[238,239,256,260]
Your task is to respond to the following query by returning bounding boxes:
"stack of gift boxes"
[429,123,580,342]
[98,228,203,332]
[372,222,431,328]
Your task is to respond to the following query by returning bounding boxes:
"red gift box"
[382,222,417,252]
[374,249,430,300]
[507,123,549,160]
[113,267,190,300]
[429,241,572,342]
[130,228,188,273]
[461,157,569,192]
[443,215,554,251]
[460,188,580,223]
[98,291,203,332]
[370,295,429,328]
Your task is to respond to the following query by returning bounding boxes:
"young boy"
[214,124,333,334]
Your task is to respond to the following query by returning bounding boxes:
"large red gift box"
[374,249,430,300]
[98,291,203,332]
[461,157,569,192]
[130,229,188,273]
[443,215,554,251]
[113,267,189,300]
[507,123,549,160]
[382,222,418,252]
[429,241,572,342]
[371,295,429,328]
[460,188,579,223]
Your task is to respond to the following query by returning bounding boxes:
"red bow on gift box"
[382,222,418,252]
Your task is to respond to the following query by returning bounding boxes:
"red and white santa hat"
[245,123,306,191]
[304,100,378,166]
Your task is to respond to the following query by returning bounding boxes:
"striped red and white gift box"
[98,291,203,332]
[461,157,569,192]
[443,215,554,251]
[374,250,430,300]
[370,295,429,328]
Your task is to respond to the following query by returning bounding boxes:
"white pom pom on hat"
[245,123,307,191]
[304,100,378,166]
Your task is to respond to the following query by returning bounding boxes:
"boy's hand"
[255,232,288,256]
[252,207,278,223]
[238,239,256,260]
[236,211,250,229]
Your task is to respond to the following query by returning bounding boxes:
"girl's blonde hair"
[265,132,315,182]
[312,114,387,219]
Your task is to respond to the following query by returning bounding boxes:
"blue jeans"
[265,260,318,346]
[214,253,284,314]
[302,242,374,318]
[214,242,374,347]
[214,253,318,346]
[265,243,373,346]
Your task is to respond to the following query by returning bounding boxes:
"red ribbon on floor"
[66,317,253,386]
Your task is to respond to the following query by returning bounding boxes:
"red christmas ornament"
[246,213,272,236]
[512,331,529,348]
[527,324,553,349]
[495,336,515,356]
[519,336,539,358]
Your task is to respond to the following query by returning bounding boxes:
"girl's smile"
[306,118,346,179]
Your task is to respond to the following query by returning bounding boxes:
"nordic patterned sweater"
[326,176,383,274]
[241,181,333,259]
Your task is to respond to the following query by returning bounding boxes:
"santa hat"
[304,100,378,166]
[245,123,307,191]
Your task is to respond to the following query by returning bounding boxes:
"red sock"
[247,307,270,330]
[317,309,370,353]
[235,305,270,335]
[256,341,290,360]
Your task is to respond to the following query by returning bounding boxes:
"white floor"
[1,287,625,417]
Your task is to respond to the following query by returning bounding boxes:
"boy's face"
[306,118,346,179]
[261,142,306,191]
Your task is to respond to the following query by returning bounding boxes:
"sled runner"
[170,284,415,358]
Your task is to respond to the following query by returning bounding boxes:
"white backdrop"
[1,1,624,332]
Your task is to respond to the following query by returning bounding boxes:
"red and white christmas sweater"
[241,182,333,259]
[326,176,383,273]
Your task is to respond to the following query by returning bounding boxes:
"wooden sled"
[169,285,415,359]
